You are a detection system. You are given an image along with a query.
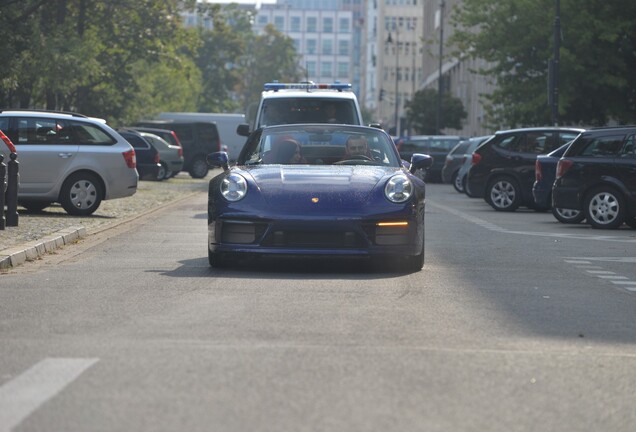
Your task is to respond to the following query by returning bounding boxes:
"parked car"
[552,126,636,229]
[532,142,584,224]
[466,127,584,211]
[156,112,246,162]
[454,135,492,194]
[138,132,184,180]
[397,135,464,182]
[117,129,162,181]
[441,138,472,185]
[206,124,433,272]
[0,109,138,215]
[135,120,221,178]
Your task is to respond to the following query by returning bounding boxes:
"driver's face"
[347,139,367,155]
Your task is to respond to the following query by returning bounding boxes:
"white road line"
[565,260,591,264]
[0,358,98,432]
[596,275,629,280]
[586,270,617,274]
[610,281,636,285]
[430,201,636,243]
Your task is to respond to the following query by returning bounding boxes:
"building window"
[307,17,317,33]
[257,15,268,26]
[323,17,333,33]
[338,40,349,56]
[307,39,317,54]
[339,17,350,33]
[306,61,316,77]
[291,16,301,32]
[322,39,333,55]
[321,62,333,78]
[274,16,284,30]
[337,62,349,78]
[293,39,301,52]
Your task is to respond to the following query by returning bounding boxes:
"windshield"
[258,98,360,127]
[239,125,401,167]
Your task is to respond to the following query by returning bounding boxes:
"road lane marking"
[430,201,636,243]
[0,358,98,432]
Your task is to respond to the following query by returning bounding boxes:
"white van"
[157,112,246,161]
[238,82,365,137]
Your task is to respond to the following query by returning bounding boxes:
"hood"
[241,165,398,209]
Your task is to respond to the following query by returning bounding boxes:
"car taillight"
[178,146,183,157]
[555,159,573,179]
[153,152,160,164]
[123,149,136,168]
[171,131,182,147]
[535,159,542,182]
[471,153,481,165]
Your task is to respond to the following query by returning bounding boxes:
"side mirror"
[206,151,229,171]
[409,153,433,175]
[236,123,250,137]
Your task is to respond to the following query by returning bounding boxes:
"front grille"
[261,230,366,248]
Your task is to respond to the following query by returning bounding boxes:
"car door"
[616,134,636,205]
[10,117,79,196]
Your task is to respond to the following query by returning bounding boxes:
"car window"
[122,133,150,150]
[496,132,552,154]
[558,131,580,146]
[580,135,624,157]
[241,126,399,167]
[171,125,193,141]
[259,98,358,127]
[0,118,8,135]
[196,124,219,142]
[428,139,459,152]
[66,120,116,145]
[620,135,636,159]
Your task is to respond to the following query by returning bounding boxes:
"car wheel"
[189,156,209,179]
[485,177,521,212]
[452,171,464,193]
[163,168,173,180]
[156,163,168,181]
[551,207,585,224]
[19,200,52,213]
[584,186,625,229]
[59,172,103,216]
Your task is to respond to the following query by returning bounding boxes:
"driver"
[343,135,371,159]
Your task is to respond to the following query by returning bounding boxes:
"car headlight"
[385,174,413,203]
[220,173,248,202]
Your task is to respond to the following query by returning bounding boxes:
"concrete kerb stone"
[0,226,87,269]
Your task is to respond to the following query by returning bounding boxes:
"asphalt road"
[1,184,636,431]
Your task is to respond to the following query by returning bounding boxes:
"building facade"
[254,1,361,95]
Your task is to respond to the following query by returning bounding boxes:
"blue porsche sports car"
[206,124,433,272]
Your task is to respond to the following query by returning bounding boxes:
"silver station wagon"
[0,110,138,215]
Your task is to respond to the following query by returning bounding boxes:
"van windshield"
[258,98,359,127]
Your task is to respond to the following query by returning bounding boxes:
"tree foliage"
[449,0,636,128]
[0,0,302,126]
[405,88,467,135]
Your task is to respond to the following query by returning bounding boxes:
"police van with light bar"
[237,81,365,137]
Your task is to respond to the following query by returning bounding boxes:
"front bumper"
[208,215,424,257]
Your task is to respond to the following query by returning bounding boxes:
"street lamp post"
[551,0,561,125]
[436,0,445,134]
[387,26,400,136]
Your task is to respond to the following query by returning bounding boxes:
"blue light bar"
[263,82,352,92]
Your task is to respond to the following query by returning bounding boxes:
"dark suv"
[552,126,636,229]
[135,120,221,178]
[397,135,464,182]
[466,127,584,211]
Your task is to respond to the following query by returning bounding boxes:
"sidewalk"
[0,171,215,270]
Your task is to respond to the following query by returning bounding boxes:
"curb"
[0,188,204,271]
[0,226,87,269]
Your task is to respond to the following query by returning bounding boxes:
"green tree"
[237,24,303,114]
[450,0,636,128]
[0,0,200,125]
[405,88,467,134]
